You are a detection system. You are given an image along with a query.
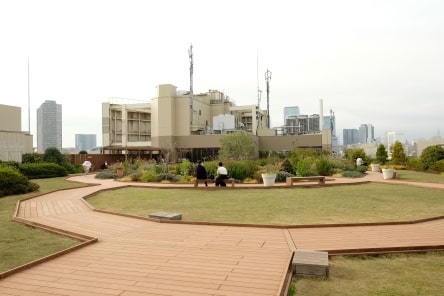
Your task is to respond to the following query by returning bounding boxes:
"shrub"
[295,158,317,176]
[429,159,444,173]
[420,145,444,170]
[356,165,368,173]
[43,147,64,165]
[315,157,334,176]
[341,170,365,178]
[275,171,292,182]
[95,171,118,179]
[0,160,20,169]
[406,157,424,171]
[22,153,43,164]
[177,159,193,176]
[280,158,294,174]
[129,172,142,181]
[226,160,258,180]
[140,171,157,182]
[19,162,68,179]
[0,166,39,197]
[156,173,176,182]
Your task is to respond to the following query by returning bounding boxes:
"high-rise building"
[37,100,62,152]
[358,124,375,144]
[75,134,97,151]
[283,106,300,121]
[385,131,405,158]
[343,129,359,147]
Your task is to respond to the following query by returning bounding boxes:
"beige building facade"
[102,84,331,162]
[0,104,34,162]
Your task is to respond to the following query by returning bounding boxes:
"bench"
[293,249,329,277]
[194,178,235,187]
[286,176,326,186]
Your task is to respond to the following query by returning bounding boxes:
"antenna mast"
[265,68,272,128]
[28,57,31,133]
[256,49,262,108]
[188,44,194,128]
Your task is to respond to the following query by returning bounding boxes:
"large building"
[343,128,359,147]
[358,123,375,144]
[37,100,62,152]
[102,84,332,162]
[75,134,97,151]
[283,106,300,121]
[0,104,33,162]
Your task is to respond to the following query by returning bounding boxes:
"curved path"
[1,172,443,295]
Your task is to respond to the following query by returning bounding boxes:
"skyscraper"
[75,134,97,151]
[37,100,62,152]
[343,129,359,147]
[283,106,300,121]
[358,124,375,144]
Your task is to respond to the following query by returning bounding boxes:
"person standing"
[82,160,92,175]
[196,160,208,187]
[215,161,228,187]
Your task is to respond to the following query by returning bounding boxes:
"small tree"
[420,145,444,170]
[218,131,255,160]
[344,148,366,164]
[391,141,406,165]
[22,153,43,164]
[43,147,64,165]
[375,144,388,164]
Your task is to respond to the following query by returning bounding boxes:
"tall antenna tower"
[28,57,31,133]
[265,68,272,128]
[256,49,262,108]
[188,44,194,128]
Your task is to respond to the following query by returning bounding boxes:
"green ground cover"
[396,170,444,183]
[294,252,444,296]
[88,183,444,225]
[0,177,86,273]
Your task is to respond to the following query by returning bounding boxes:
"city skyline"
[1,0,443,148]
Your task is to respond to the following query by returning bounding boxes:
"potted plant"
[261,163,278,187]
[370,163,381,172]
[381,165,395,179]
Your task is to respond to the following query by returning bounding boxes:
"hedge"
[19,162,68,179]
[0,166,39,197]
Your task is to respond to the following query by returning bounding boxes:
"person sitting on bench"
[195,160,208,187]
[215,161,228,187]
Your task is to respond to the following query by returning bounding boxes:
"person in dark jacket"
[196,160,208,186]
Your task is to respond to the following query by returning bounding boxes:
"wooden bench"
[286,176,326,186]
[194,178,235,187]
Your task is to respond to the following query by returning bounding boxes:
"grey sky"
[1,0,443,147]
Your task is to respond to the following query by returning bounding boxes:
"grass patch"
[88,183,444,225]
[295,252,444,296]
[396,170,444,183]
[0,177,86,273]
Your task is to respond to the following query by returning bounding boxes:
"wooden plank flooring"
[1,172,444,295]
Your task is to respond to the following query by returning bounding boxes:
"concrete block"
[293,249,329,277]
[149,211,182,220]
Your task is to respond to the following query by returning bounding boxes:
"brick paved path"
[1,172,443,295]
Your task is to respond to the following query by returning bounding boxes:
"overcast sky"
[1,0,443,148]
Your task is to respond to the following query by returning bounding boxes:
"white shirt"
[217,166,227,175]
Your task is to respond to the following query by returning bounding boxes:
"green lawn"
[88,183,444,225]
[294,252,444,296]
[0,177,86,273]
[396,170,444,183]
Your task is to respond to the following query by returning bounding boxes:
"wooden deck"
[1,172,444,295]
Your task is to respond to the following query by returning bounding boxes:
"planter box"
[370,163,380,172]
[261,173,276,187]
[382,168,394,179]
